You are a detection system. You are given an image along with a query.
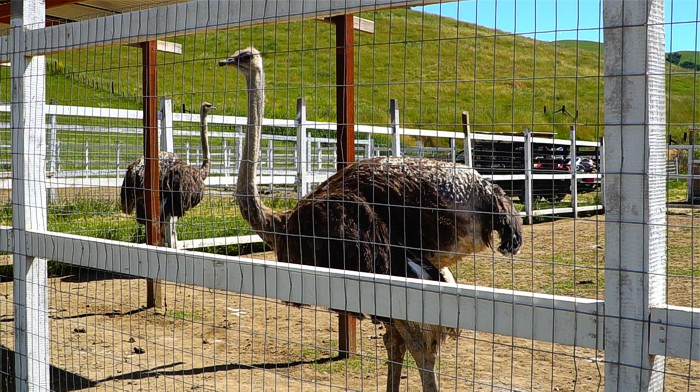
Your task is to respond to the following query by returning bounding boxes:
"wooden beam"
[331,13,357,358]
[128,40,183,55]
[320,15,375,34]
[141,40,164,308]
[0,0,80,24]
[9,0,445,62]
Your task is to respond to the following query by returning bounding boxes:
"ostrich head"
[218,47,263,79]
[200,101,215,117]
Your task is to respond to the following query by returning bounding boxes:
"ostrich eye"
[236,52,252,62]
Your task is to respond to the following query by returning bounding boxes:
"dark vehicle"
[453,136,601,203]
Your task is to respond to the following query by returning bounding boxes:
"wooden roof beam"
[320,15,374,34]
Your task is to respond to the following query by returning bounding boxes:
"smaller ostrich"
[120,102,215,238]
[160,102,215,234]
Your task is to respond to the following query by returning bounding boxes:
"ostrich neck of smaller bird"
[236,67,276,238]
[199,116,211,178]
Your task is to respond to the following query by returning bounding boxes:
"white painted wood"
[126,40,183,54]
[649,305,700,361]
[23,229,605,349]
[523,129,533,224]
[160,98,178,249]
[570,126,578,218]
[0,226,13,253]
[603,1,667,390]
[10,0,50,390]
[527,205,603,217]
[159,98,175,153]
[47,115,58,204]
[18,0,443,58]
[462,111,473,167]
[390,99,401,157]
[318,15,375,34]
[177,234,264,250]
[296,98,309,198]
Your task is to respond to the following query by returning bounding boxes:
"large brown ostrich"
[120,102,214,236]
[220,47,522,392]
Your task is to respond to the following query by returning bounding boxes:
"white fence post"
[223,139,230,177]
[11,0,50,389]
[47,114,58,204]
[570,125,578,218]
[185,142,191,165]
[296,98,309,199]
[159,98,174,153]
[390,99,401,157]
[84,142,89,177]
[462,111,473,166]
[159,97,177,249]
[524,129,533,225]
[604,1,667,390]
[115,140,121,183]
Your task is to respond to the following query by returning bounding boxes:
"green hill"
[1,9,699,143]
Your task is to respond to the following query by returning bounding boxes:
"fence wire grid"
[0,0,698,391]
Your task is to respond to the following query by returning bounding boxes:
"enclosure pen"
[0,0,699,391]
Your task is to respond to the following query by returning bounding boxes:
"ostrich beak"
[219,57,236,66]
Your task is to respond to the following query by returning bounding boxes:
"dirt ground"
[1,214,699,391]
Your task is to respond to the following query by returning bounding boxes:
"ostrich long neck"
[199,113,211,179]
[236,65,278,243]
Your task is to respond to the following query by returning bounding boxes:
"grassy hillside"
[1,9,699,143]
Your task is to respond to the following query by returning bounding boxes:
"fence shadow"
[98,355,345,383]
[0,345,97,391]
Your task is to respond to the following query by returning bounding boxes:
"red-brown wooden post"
[331,13,357,358]
[141,40,164,308]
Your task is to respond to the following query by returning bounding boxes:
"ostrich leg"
[383,323,407,392]
[395,321,440,392]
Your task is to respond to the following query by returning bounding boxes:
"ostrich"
[120,102,215,239]
[160,102,215,235]
[220,47,522,392]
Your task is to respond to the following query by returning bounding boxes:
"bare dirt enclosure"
[1,215,698,391]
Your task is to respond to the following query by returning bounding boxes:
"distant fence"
[0,100,603,222]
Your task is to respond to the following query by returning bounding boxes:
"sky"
[416,0,700,52]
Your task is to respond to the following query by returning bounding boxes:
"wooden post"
[296,98,309,199]
[570,125,578,218]
[10,0,50,389]
[160,98,178,250]
[523,129,533,225]
[141,40,163,308]
[461,111,473,166]
[603,1,667,390]
[331,13,357,358]
[390,99,401,157]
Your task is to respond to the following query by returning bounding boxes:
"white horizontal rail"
[22,229,604,349]
[649,305,700,361]
[7,0,443,61]
[177,234,264,250]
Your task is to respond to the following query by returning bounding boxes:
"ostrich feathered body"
[120,151,181,224]
[271,156,522,275]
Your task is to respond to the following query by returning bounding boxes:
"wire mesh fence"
[0,0,699,391]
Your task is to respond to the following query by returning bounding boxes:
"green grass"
[0,9,606,144]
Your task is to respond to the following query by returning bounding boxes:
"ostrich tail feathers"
[491,184,523,256]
